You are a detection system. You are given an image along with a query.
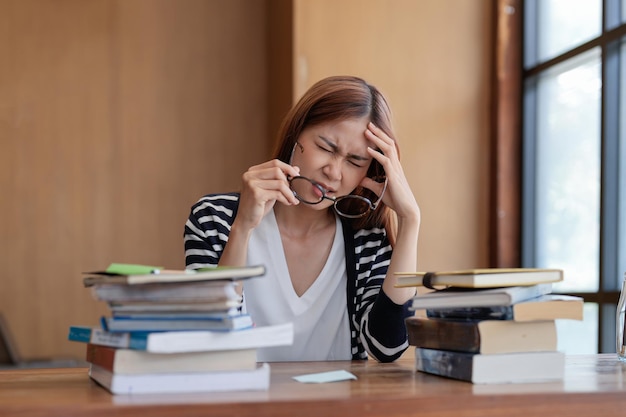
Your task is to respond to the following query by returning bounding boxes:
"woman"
[184,75,420,362]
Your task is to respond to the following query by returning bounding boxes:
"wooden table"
[0,353,625,417]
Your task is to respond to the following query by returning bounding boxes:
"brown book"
[85,343,257,374]
[405,316,557,354]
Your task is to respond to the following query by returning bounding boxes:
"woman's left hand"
[362,122,420,222]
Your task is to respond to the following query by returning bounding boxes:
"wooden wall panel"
[0,0,491,359]
[294,0,493,271]
[0,0,267,359]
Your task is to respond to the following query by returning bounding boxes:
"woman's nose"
[323,156,343,181]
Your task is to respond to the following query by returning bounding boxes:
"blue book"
[100,314,254,332]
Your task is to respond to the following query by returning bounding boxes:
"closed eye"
[317,144,334,154]
[347,159,364,168]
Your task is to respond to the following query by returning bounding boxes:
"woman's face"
[291,116,374,209]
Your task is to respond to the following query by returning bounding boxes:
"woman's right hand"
[234,159,301,231]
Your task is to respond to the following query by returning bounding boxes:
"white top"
[243,209,351,361]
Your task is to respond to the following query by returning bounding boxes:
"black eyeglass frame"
[288,175,387,219]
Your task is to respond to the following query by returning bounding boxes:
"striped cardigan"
[183,193,411,362]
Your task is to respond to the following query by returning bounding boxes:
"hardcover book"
[85,343,257,374]
[405,316,557,354]
[395,268,563,289]
[414,347,565,384]
[89,280,241,303]
[425,294,584,321]
[83,264,266,286]
[108,301,242,315]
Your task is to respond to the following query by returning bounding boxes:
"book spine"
[85,344,116,372]
[414,347,474,382]
[406,318,482,353]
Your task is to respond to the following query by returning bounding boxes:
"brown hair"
[272,75,399,245]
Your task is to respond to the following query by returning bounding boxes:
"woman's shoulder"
[341,220,389,250]
[190,192,240,217]
[343,221,387,241]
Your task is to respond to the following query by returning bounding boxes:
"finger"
[248,178,300,205]
[366,122,395,145]
[248,159,300,179]
[359,176,386,196]
[367,146,391,170]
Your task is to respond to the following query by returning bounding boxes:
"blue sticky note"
[292,370,357,383]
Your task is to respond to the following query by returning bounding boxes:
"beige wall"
[0,0,492,359]
[294,0,492,271]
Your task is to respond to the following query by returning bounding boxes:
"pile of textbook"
[68,263,293,395]
[396,268,583,384]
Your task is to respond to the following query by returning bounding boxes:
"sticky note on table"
[292,370,357,383]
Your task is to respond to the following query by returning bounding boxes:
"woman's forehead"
[306,117,370,144]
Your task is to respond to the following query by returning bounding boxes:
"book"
[88,362,271,394]
[68,322,294,353]
[83,264,266,286]
[395,268,563,288]
[426,294,584,321]
[100,314,254,332]
[405,316,557,354]
[89,280,241,303]
[108,300,242,315]
[85,343,257,374]
[409,283,553,310]
[109,309,241,319]
[414,347,565,384]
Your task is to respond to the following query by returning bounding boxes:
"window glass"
[556,303,598,354]
[537,0,602,62]
[535,49,601,293]
[620,39,626,278]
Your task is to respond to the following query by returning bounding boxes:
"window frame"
[495,0,626,352]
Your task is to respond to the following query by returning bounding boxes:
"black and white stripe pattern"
[183,193,410,362]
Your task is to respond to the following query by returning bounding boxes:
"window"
[522,0,626,353]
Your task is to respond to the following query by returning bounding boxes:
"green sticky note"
[105,263,162,275]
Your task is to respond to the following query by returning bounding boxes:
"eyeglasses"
[288,175,387,218]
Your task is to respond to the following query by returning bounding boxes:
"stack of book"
[396,268,583,384]
[68,263,294,394]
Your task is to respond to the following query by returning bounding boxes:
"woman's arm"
[349,228,412,363]
[364,122,420,304]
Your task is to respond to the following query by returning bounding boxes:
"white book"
[89,363,270,394]
[143,322,294,353]
[410,283,553,310]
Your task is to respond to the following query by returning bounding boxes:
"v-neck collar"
[265,209,343,313]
